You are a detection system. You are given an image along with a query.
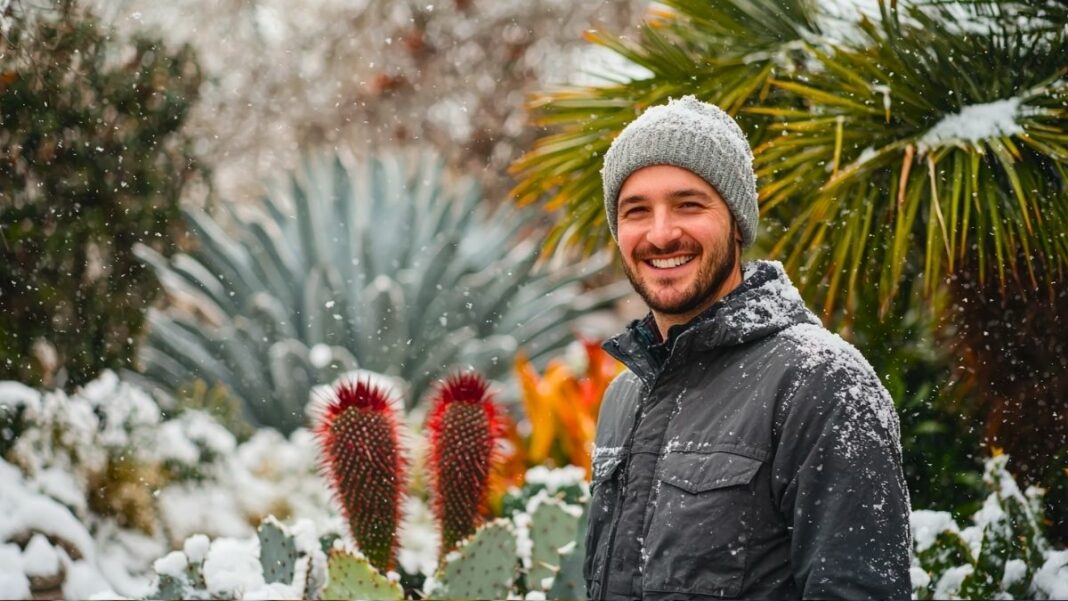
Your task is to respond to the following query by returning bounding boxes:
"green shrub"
[0,0,203,388]
[911,454,1067,599]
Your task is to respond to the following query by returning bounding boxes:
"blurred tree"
[510,0,1068,538]
[0,0,203,388]
[90,0,645,206]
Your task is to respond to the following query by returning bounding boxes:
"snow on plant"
[910,453,1065,600]
[144,518,327,600]
[0,372,338,599]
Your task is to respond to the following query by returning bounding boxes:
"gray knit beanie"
[601,95,758,247]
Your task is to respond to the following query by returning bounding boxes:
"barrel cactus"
[134,152,628,432]
[425,372,503,557]
[314,379,408,573]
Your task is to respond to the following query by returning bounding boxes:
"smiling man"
[584,96,912,600]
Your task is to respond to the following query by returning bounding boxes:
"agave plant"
[510,0,1068,536]
[134,152,628,433]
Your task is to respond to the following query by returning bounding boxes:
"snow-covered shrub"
[0,372,337,599]
[911,454,1067,599]
[144,518,327,600]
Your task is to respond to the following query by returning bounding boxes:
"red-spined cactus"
[315,379,408,573]
[425,372,504,557]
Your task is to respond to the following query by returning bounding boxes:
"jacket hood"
[692,259,821,350]
[605,260,821,376]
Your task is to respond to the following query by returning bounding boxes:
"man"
[583,96,912,600]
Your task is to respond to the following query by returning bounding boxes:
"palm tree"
[510,0,1068,536]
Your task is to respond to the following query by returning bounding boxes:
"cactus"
[258,517,297,584]
[522,493,583,592]
[315,379,408,573]
[426,519,517,600]
[321,550,403,601]
[548,503,589,600]
[146,545,210,601]
[425,372,503,557]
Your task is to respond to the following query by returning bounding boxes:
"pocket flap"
[591,447,624,484]
[659,452,762,494]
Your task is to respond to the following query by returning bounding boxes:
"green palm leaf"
[756,1,1068,311]
[510,0,822,254]
[511,0,1068,314]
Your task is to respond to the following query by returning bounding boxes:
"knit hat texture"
[601,95,758,247]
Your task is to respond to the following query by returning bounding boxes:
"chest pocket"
[642,451,763,597]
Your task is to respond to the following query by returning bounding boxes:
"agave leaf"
[138,153,622,430]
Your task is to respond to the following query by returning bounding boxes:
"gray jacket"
[584,261,911,600]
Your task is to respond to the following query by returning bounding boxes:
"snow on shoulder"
[778,321,902,455]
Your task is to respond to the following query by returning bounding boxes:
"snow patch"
[921,98,1024,148]
[183,534,211,564]
[22,533,60,577]
[202,537,263,597]
[153,551,188,579]
[0,543,30,600]
[933,564,973,599]
[1001,558,1027,590]
[910,510,959,553]
[1033,550,1068,599]
[524,465,586,493]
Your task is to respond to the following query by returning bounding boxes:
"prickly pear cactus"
[426,372,503,557]
[521,493,583,592]
[315,379,408,573]
[426,519,517,600]
[145,540,210,601]
[153,574,192,601]
[258,517,297,584]
[548,503,589,600]
[321,550,403,601]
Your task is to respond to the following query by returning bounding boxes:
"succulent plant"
[133,152,629,433]
[425,519,518,600]
[522,493,583,592]
[547,503,589,600]
[425,372,503,558]
[258,517,298,585]
[314,379,408,573]
[322,549,403,601]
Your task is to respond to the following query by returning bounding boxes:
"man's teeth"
[649,255,694,269]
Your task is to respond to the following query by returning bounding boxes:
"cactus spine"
[315,379,408,573]
[426,372,503,557]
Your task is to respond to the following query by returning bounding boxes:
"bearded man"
[583,96,912,600]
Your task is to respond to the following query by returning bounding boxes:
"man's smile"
[645,254,696,270]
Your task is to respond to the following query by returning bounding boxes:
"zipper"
[595,331,710,599]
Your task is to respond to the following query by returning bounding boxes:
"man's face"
[616,165,739,317]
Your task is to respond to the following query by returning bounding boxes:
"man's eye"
[624,207,647,217]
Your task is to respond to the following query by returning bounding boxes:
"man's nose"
[645,209,681,249]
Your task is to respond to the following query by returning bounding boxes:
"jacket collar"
[603,260,821,384]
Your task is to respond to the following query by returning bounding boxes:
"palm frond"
[756,0,1068,312]
[509,0,821,253]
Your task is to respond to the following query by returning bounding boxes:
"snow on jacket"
[584,260,911,600]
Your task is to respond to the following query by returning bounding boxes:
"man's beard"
[622,231,738,316]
